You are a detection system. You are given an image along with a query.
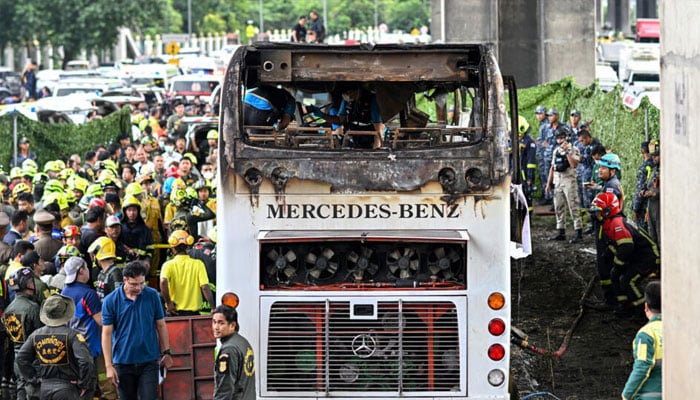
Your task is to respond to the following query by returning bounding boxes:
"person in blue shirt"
[309,85,384,149]
[101,261,173,399]
[243,86,296,134]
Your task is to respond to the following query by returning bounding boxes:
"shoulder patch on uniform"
[217,354,230,374]
[244,347,255,377]
[76,333,86,342]
[614,226,623,232]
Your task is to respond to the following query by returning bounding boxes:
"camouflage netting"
[0,107,131,170]
[518,77,660,213]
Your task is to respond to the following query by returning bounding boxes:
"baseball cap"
[547,108,559,116]
[19,137,30,144]
[105,215,121,227]
[570,109,581,117]
[64,256,86,284]
[534,105,546,114]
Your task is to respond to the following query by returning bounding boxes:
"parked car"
[595,63,620,92]
[0,67,23,101]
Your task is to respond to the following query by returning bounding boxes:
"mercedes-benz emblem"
[351,333,377,359]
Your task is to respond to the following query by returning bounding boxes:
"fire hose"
[511,275,597,359]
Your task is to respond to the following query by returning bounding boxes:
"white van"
[122,64,181,90]
[168,73,221,103]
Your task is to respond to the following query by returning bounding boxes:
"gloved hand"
[307,105,324,118]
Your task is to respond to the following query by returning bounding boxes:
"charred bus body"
[217,43,519,399]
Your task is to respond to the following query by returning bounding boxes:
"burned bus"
[217,43,520,399]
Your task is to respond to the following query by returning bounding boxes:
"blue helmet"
[599,153,621,171]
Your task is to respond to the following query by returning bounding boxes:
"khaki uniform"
[551,145,583,230]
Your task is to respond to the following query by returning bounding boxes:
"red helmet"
[164,165,180,179]
[63,225,81,238]
[590,192,620,218]
[89,198,106,210]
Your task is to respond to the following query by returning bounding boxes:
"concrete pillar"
[144,35,153,56]
[191,34,198,49]
[431,0,498,44]
[155,35,163,56]
[607,0,631,36]
[636,0,658,18]
[3,45,13,70]
[498,0,540,87]
[660,1,700,399]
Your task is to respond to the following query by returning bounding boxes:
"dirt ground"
[510,208,645,400]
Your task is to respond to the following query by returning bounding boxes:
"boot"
[549,229,566,241]
[569,229,583,243]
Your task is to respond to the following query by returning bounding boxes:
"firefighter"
[641,139,660,244]
[589,193,659,318]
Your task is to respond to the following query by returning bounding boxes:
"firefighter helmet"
[590,192,620,218]
[85,184,104,197]
[32,172,49,185]
[168,229,194,247]
[207,129,219,140]
[9,167,22,180]
[63,225,81,238]
[170,188,187,207]
[599,153,621,171]
[125,182,144,197]
[56,245,81,261]
[12,182,30,197]
[44,179,65,194]
[517,115,530,136]
[649,139,660,156]
[122,194,141,211]
[88,236,116,261]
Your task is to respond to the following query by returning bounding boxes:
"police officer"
[3,268,42,400]
[212,304,255,400]
[535,106,554,205]
[518,116,537,212]
[16,294,96,399]
[642,139,660,244]
[589,193,659,318]
[631,141,653,230]
[545,127,583,243]
[574,123,601,233]
[32,209,63,273]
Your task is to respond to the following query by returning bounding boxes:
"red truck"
[636,18,660,43]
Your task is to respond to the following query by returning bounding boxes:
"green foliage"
[0,108,131,169]
[385,0,430,32]
[199,14,227,35]
[518,77,660,213]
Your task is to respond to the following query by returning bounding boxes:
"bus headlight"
[487,369,505,387]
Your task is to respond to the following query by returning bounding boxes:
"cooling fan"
[346,247,379,282]
[427,246,462,280]
[264,246,298,285]
[305,247,339,282]
[386,247,420,279]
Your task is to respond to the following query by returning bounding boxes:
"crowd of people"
[0,88,251,398]
[520,106,662,398]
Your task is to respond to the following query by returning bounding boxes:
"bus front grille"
[266,300,461,393]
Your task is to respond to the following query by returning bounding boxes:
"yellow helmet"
[43,160,60,173]
[58,168,75,181]
[10,167,22,180]
[207,129,219,140]
[170,188,187,207]
[54,160,66,171]
[85,183,104,197]
[122,194,141,211]
[12,182,30,197]
[21,159,38,170]
[21,165,37,178]
[44,179,65,195]
[125,182,144,197]
[88,236,116,261]
[43,192,69,211]
[68,176,89,194]
[168,229,194,247]
[518,115,530,136]
[171,178,186,192]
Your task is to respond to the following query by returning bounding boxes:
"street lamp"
[187,0,192,38]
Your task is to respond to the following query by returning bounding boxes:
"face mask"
[203,172,214,180]
[165,145,174,153]
[158,141,166,150]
